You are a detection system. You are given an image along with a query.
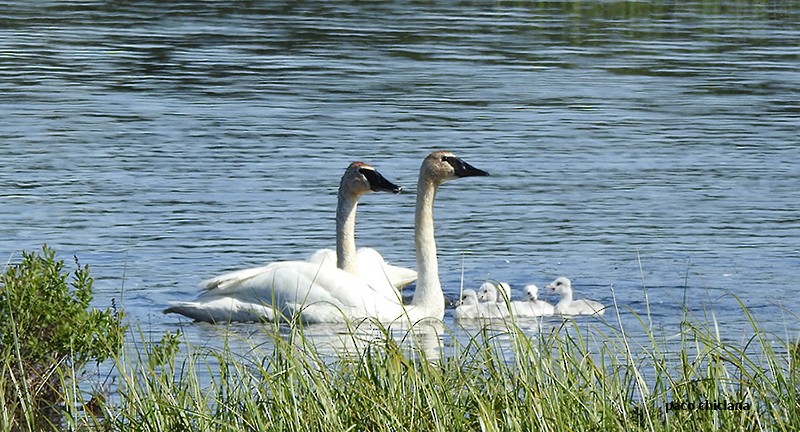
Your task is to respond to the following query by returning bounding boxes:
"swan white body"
[546,277,605,316]
[306,248,417,291]
[509,284,555,317]
[165,151,488,323]
[454,289,510,321]
[477,281,512,303]
[208,162,411,302]
[304,161,415,292]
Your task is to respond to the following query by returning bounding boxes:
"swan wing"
[355,247,417,289]
[454,304,478,320]
[509,301,533,317]
[382,263,418,289]
[199,262,284,291]
[455,302,510,321]
[510,301,555,317]
[580,299,606,315]
[306,247,417,291]
[555,299,605,316]
[306,248,337,266]
[189,261,404,321]
[539,301,556,316]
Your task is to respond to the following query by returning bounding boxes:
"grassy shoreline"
[26,303,794,431]
[3,248,798,430]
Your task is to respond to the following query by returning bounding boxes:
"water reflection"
[1,0,799,364]
[174,318,448,363]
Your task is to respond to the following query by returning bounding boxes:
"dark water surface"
[2,1,799,353]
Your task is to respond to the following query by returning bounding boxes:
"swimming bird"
[477,281,512,303]
[304,161,417,291]
[453,289,510,321]
[174,162,406,308]
[164,151,488,323]
[545,277,605,316]
[509,284,555,317]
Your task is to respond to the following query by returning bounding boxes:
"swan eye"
[441,155,449,162]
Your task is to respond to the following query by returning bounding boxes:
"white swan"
[164,151,488,323]
[477,281,512,303]
[169,162,405,311]
[304,161,417,291]
[508,284,555,317]
[453,289,509,321]
[453,289,481,320]
[545,277,605,316]
[307,248,417,291]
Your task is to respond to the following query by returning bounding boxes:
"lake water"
[2,1,799,355]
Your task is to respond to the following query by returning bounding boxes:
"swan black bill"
[360,167,403,194]
[445,156,490,178]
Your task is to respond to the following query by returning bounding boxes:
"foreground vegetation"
[2,247,799,431]
[1,246,125,429]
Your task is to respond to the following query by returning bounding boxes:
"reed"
[41,299,797,432]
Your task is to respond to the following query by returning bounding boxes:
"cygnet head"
[545,277,573,296]
[524,284,540,302]
[478,281,511,302]
[459,289,479,306]
[477,282,498,302]
[340,162,402,197]
[421,151,489,185]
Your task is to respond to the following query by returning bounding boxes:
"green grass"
[1,246,125,431]
[35,302,797,432]
[2,247,798,431]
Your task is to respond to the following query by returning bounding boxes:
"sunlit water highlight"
[2,1,799,359]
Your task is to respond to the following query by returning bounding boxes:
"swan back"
[305,248,416,293]
[504,284,553,317]
[454,289,511,321]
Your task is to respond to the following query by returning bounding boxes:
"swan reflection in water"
[180,319,447,363]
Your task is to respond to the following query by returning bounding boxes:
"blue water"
[2,1,799,353]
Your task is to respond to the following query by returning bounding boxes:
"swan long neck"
[335,190,359,274]
[412,175,445,318]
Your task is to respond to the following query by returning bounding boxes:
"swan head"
[421,151,489,185]
[545,277,572,296]
[341,162,402,196]
[459,289,479,306]
[524,284,540,302]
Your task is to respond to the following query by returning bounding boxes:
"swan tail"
[163,299,278,323]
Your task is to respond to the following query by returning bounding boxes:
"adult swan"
[306,162,417,291]
[200,161,413,298]
[164,151,488,324]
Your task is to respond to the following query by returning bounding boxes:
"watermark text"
[665,400,751,413]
